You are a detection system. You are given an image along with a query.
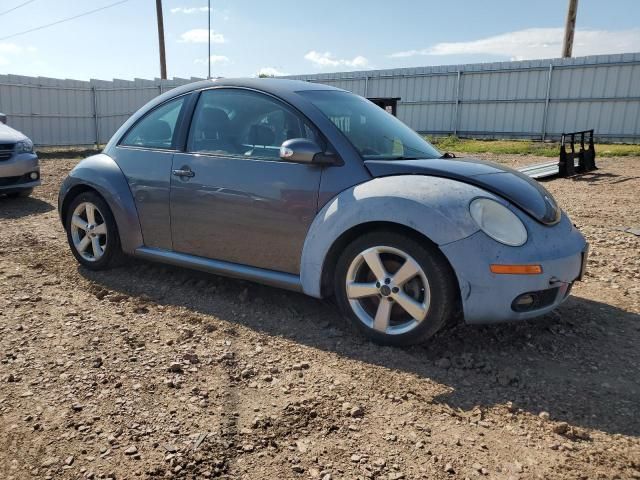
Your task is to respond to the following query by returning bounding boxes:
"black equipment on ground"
[518,129,597,180]
[559,129,597,177]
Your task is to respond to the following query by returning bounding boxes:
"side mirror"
[0,113,6,125]
[279,138,341,165]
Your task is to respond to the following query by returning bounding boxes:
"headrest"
[198,107,230,138]
[141,119,171,142]
[248,124,275,146]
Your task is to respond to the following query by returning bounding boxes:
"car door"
[169,88,323,274]
[113,94,189,250]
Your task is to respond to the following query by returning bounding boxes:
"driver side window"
[188,88,319,159]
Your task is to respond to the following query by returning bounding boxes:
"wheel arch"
[319,221,450,298]
[58,154,143,254]
[60,184,97,224]
[300,175,487,299]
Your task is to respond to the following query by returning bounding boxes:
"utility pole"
[207,0,211,79]
[155,0,167,79]
[562,0,579,58]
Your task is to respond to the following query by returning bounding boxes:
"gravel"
[0,156,638,479]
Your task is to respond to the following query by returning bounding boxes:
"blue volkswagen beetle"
[58,79,588,345]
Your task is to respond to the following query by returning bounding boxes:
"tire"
[7,188,33,198]
[334,231,458,346]
[64,191,123,270]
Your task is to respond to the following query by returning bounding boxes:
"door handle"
[172,167,195,178]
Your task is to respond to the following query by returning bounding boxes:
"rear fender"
[58,154,143,254]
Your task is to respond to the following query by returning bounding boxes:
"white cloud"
[0,43,22,54]
[0,42,36,67]
[194,55,229,65]
[304,51,369,69]
[179,29,226,44]
[257,66,289,77]
[389,28,640,61]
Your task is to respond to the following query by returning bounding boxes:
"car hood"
[364,158,561,225]
[0,122,27,142]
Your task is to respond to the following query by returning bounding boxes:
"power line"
[0,0,36,17]
[0,0,129,42]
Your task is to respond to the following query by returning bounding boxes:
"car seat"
[192,107,237,153]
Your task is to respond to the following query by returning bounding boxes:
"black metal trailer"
[518,130,597,179]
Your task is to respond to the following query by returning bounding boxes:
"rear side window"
[120,96,186,150]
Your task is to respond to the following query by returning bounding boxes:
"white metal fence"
[289,52,640,142]
[1,52,639,146]
[0,75,204,146]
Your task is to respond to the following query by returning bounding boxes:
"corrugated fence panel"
[545,60,640,139]
[400,103,454,133]
[0,74,204,145]
[0,74,95,145]
[288,52,640,142]
[1,54,639,145]
[457,68,548,136]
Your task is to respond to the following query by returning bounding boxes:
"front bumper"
[0,152,40,192]
[441,212,587,324]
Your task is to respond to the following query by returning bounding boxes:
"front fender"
[300,175,496,298]
[58,154,143,254]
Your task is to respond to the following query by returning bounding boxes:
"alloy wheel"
[70,202,108,262]
[345,246,431,335]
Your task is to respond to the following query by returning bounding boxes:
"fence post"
[92,86,99,146]
[452,70,462,136]
[364,75,369,97]
[541,64,553,141]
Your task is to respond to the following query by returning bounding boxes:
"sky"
[0,0,639,81]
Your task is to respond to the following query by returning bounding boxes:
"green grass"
[426,136,640,158]
[34,137,640,160]
[35,145,102,159]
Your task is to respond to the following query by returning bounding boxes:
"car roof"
[168,77,345,98]
[103,78,346,153]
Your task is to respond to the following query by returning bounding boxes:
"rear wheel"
[64,192,123,270]
[334,231,458,346]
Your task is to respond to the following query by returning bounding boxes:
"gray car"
[0,115,40,198]
[58,79,588,345]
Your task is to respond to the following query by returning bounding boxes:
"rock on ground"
[0,156,639,479]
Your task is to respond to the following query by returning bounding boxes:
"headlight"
[15,139,33,154]
[470,198,527,246]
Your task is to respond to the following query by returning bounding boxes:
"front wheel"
[334,231,458,346]
[64,191,123,270]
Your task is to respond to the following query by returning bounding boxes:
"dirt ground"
[0,155,639,480]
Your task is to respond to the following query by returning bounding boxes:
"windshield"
[299,90,441,160]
